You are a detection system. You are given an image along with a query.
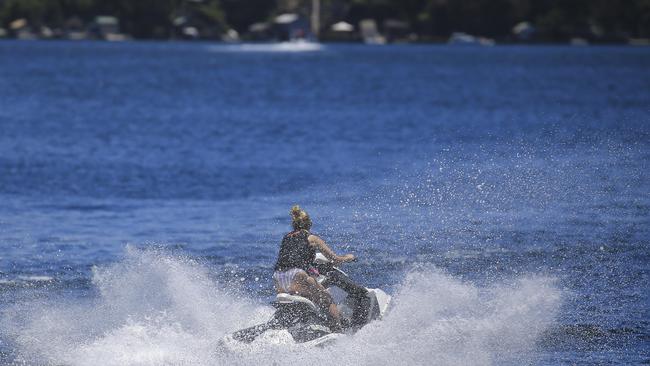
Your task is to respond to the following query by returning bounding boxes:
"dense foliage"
[1,0,648,41]
[345,0,650,41]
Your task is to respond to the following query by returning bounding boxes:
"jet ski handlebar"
[314,252,357,265]
[314,252,330,264]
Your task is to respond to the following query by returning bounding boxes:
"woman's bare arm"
[308,234,355,264]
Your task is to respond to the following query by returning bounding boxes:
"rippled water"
[0,41,648,365]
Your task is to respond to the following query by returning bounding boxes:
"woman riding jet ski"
[273,205,355,332]
[225,206,390,346]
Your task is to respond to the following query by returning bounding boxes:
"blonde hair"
[290,205,312,231]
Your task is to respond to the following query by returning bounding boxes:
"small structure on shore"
[331,21,353,32]
[247,22,272,40]
[325,21,356,42]
[90,16,128,41]
[448,32,494,46]
[383,19,411,43]
[65,16,88,40]
[9,18,37,40]
[173,16,198,39]
[512,21,536,41]
[359,19,385,45]
[244,13,313,42]
[274,13,312,41]
[171,8,228,40]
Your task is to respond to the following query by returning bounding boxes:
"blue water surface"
[0,41,648,364]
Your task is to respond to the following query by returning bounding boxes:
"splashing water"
[2,248,561,366]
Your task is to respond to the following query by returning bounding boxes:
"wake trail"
[1,247,561,366]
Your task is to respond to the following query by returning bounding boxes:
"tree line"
[1,0,648,42]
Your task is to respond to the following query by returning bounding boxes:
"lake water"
[0,41,648,365]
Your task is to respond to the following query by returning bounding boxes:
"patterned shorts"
[272,268,305,293]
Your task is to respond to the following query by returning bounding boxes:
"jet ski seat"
[275,293,319,313]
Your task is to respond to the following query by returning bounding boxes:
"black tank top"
[274,230,316,271]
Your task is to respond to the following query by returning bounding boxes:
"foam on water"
[2,248,561,366]
[16,276,53,283]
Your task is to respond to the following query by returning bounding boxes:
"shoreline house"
[274,13,312,41]
[246,13,313,42]
[89,16,128,41]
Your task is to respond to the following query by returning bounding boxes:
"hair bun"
[290,205,312,231]
[290,205,302,218]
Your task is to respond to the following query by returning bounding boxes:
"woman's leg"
[291,271,342,332]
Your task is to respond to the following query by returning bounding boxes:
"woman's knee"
[305,276,319,287]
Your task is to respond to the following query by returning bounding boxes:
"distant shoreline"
[1,38,648,47]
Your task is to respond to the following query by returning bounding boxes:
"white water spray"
[2,248,560,366]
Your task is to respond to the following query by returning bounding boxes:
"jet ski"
[224,253,391,347]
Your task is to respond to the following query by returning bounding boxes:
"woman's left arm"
[308,235,355,265]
